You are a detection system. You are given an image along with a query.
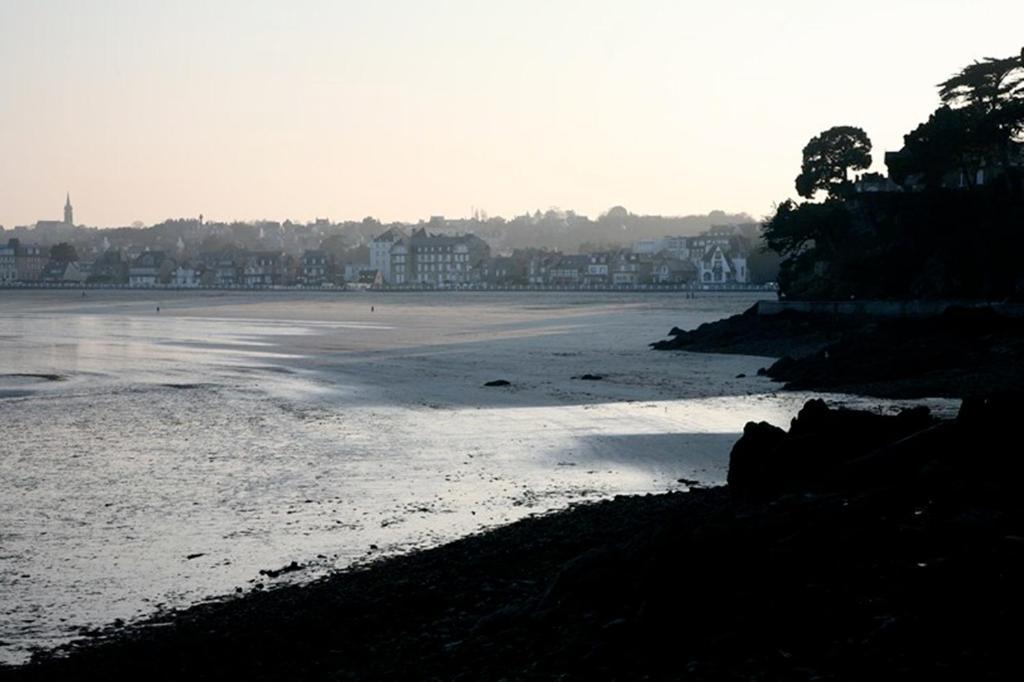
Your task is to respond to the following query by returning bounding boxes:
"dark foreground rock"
[6,397,1024,680]
[653,304,1024,399]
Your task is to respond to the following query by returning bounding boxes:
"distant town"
[0,200,779,290]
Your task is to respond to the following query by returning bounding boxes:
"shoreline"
[1,290,781,667]
[1,283,777,294]
[7,395,1022,680]
[5,296,1016,678]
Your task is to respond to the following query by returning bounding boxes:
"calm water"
[0,291,958,663]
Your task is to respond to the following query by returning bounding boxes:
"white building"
[698,244,748,284]
[174,263,202,287]
[370,227,406,283]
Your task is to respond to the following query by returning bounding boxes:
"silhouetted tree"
[199,235,235,254]
[600,206,629,223]
[795,126,873,199]
[939,54,1024,113]
[50,242,78,262]
[891,51,1024,189]
[763,199,851,260]
[746,243,782,284]
[887,106,982,189]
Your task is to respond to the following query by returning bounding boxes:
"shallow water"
[0,291,958,663]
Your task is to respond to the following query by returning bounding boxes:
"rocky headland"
[652,304,1024,399]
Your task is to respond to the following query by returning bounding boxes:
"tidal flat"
[0,290,956,664]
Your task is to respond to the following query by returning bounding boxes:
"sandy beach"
[0,290,957,664]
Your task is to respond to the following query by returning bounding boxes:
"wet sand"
[0,290,957,664]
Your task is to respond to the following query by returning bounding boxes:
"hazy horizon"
[2,0,1022,228]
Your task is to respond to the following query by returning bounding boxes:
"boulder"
[728,399,934,498]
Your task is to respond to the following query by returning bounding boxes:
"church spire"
[64,193,73,226]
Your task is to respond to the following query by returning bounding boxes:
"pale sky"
[1,1,1021,228]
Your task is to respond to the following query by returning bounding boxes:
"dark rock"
[574,374,603,381]
[259,561,303,579]
[726,421,787,495]
[483,380,511,387]
[656,306,1024,400]
[728,399,934,497]
[185,553,205,560]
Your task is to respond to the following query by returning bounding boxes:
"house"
[41,260,86,284]
[547,254,589,286]
[88,250,129,283]
[854,172,903,194]
[242,252,286,287]
[129,251,175,286]
[174,261,203,287]
[698,244,748,284]
[611,251,652,286]
[527,252,560,285]
[200,253,241,287]
[481,255,527,286]
[343,264,375,283]
[584,253,611,286]
[299,249,332,286]
[651,253,697,284]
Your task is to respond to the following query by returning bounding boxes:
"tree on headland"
[795,126,873,200]
[50,242,78,262]
[762,199,849,260]
[887,106,982,189]
[891,50,1024,190]
[938,54,1024,113]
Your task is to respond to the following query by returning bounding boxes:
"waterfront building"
[388,229,490,286]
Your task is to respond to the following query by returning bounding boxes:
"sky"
[1,1,1022,228]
